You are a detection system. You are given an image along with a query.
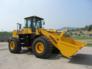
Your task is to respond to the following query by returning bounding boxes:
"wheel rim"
[10,41,15,50]
[35,42,45,54]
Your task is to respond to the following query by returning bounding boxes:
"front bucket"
[57,35,86,58]
[39,29,86,58]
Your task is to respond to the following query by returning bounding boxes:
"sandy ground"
[0,42,92,69]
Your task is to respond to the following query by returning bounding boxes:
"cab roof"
[24,16,44,20]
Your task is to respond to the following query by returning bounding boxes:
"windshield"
[25,19,44,29]
[35,20,42,28]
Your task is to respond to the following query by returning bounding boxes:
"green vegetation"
[86,43,92,47]
[84,25,92,31]
[73,36,92,46]
[0,32,12,42]
[66,24,92,46]
[73,35,92,40]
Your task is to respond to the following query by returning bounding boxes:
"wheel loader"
[8,16,86,58]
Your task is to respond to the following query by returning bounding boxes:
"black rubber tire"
[8,38,21,53]
[32,36,53,59]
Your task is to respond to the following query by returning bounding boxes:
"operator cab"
[24,16,45,32]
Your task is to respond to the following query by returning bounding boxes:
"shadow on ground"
[69,54,92,66]
[20,49,33,55]
[20,49,62,60]
[20,49,92,63]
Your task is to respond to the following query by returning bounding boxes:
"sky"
[0,0,92,31]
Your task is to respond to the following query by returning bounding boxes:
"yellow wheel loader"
[8,16,86,58]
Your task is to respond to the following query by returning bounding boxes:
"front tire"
[32,36,53,59]
[8,38,21,53]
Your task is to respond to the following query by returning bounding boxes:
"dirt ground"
[0,42,92,69]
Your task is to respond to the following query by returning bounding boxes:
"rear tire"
[8,38,21,53]
[32,36,53,59]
